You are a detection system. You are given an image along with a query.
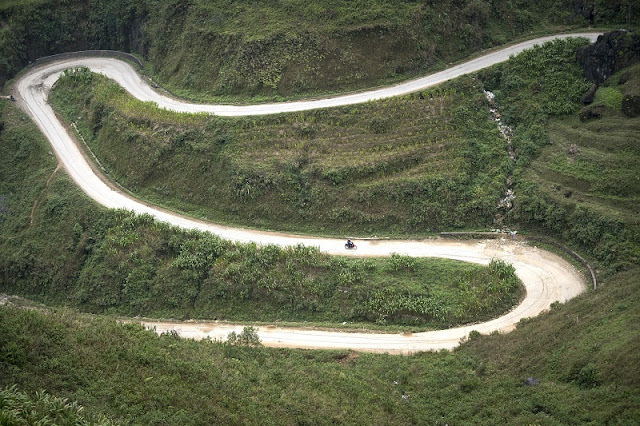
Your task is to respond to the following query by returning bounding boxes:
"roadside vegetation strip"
[11,35,592,352]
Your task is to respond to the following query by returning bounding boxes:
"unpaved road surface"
[13,33,596,353]
[140,238,585,354]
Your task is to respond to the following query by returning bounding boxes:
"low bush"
[593,86,624,109]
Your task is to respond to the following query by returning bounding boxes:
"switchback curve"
[13,33,596,353]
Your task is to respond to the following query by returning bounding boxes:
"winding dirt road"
[13,33,598,353]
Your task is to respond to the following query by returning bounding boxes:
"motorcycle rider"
[346,239,354,248]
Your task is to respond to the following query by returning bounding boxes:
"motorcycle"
[344,242,357,250]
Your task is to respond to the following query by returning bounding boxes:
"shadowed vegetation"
[1,0,639,100]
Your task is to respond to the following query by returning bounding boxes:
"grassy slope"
[539,65,640,221]
[486,46,640,273]
[1,264,638,424]
[1,2,639,422]
[2,0,639,98]
[2,55,639,423]
[50,70,508,236]
[0,101,521,330]
[139,0,638,102]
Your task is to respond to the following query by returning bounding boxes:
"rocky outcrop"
[577,30,640,83]
[622,94,640,117]
[620,69,640,117]
[581,83,598,104]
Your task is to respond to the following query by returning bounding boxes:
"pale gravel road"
[13,33,598,353]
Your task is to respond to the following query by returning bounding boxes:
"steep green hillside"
[48,37,640,272]
[1,1,639,421]
[2,0,639,99]
[50,38,601,241]
[1,264,638,424]
[137,0,609,101]
[0,101,521,329]
[51,68,509,236]
[481,42,640,273]
[461,266,640,395]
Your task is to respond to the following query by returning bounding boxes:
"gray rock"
[622,94,640,117]
[577,30,640,84]
[581,83,598,105]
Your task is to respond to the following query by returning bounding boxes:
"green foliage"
[360,288,450,324]
[567,362,602,389]
[1,267,639,425]
[3,191,523,327]
[461,264,640,400]
[0,7,639,423]
[2,0,640,94]
[224,326,263,359]
[0,0,146,86]
[388,253,417,272]
[0,385,112,425]
[226,326,262,348]
[500,62,640,273]
[485,37,592,127]
[50,72,507,235]
[0,100,520,328]
[593,86,624,109]
[475,39,640,272]
[138,0,640,101]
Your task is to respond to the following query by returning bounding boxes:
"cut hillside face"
[577,30,640,84]
[3,0,640,96]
